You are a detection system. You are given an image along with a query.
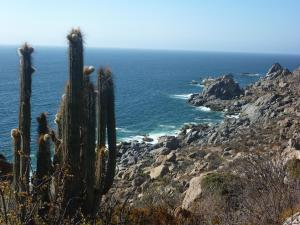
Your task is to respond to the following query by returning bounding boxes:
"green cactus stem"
[62,29,84,214]
[36,113,52,186]
[102,69,117,194]
[93,68,117,216]
[18,43,35,193]
[82,66,96,214]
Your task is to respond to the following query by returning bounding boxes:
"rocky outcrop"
[182,174,206,209]
[110,63,300,212]
[266,62,290,79]
[188,74,243,111]
[150,164,169,179]
[203,74,243,100]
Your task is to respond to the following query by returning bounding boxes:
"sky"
[0,0,299,54]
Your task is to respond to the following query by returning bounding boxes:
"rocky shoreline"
[107,63,300,212]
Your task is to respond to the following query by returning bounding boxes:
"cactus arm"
[82,67,96,214]
[102,70,117,194]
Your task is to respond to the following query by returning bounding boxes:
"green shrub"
[286,158,300,180]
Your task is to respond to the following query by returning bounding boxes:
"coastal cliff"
[107,63,300,224]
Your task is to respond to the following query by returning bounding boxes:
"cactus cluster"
[11,29,117,219]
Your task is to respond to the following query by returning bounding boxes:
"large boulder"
[158,136,179,150]
[182,174,206,209]
[150,164,169,179]
[204,74,243,100]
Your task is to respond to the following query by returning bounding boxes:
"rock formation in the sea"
[188,74,243,111]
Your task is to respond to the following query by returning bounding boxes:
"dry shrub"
[234,153,300,225]
[188,153,300,225]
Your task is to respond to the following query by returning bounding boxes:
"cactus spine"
[18,43,35,193]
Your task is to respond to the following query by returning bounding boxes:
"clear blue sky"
[1,0,299,54]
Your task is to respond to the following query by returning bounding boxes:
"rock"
[185,131,199,144]
[266,63,282,76]
[166,152,177,163]
[182,174,206,209]
[204,74,243,100]
[188,150,207,159]
[283,212,300,225]
[152,147,171,155]
[288,134,300,150]
[266,63,290,79]
[150,164,169,179]
[223,147,231,152]
[143,136,154,142]
[155,155,166,165]
[132,176,146,187]
[158,136,179,150]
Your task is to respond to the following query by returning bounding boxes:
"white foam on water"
[159,124,176,129]
[196,106,211,112]
[170,93,193,100]
[116,127,134,133]
[120,129,180,144]
[189,83,204,88]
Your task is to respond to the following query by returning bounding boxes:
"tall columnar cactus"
[82,66,96,214]
[61,29,85,213]
[93,68,117,215]
[35,113,52,203]
[98,68,117,194]
[18,43,35,193]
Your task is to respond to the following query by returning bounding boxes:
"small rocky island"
[188,73,244,111]
[106,63,300,224]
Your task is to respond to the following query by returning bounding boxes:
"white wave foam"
[116,127,134,133]
[120,129,180,144]
[170,93,192,100]
[189,83,204,88]
[183,122,198,126]
[159,124,176,129]
[196,106,211,112]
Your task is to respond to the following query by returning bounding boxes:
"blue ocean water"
[0,46,300,161]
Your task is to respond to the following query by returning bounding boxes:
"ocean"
[0,46,299,161]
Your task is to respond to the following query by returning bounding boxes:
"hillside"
[107,63,300,224]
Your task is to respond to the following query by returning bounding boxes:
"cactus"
[35,113,52,203]
[82,66,96,214]
[11,129,21,191]
[9,29,118,220]
[18,43,35,193]
[93,68,117,215]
